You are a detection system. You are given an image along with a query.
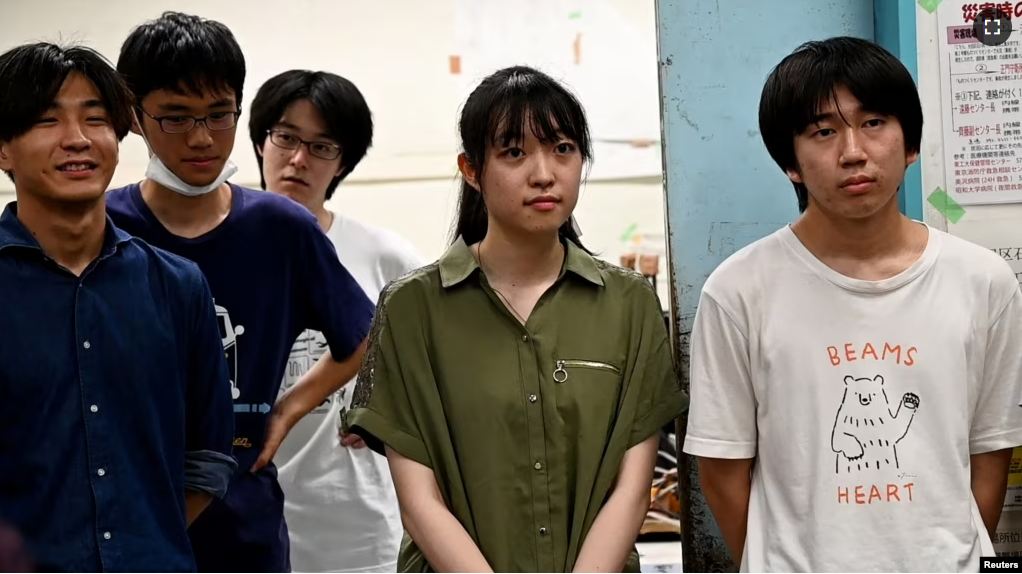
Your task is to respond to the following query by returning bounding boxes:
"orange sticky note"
[573,33,581,64]
[449,55,462,75]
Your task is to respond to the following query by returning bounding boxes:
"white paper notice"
[936,2,1022,205]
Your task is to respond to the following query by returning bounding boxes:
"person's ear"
[906,148,919,167]
[785,167,804,184]
[0,142,12,174]
[458,153,480,192]
[256,143,265,158]
[129,110,143,137]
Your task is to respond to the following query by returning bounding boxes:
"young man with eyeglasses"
[105,12,375,572]
[247,70,422,573]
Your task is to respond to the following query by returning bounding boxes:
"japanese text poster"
[937,2,1022,205]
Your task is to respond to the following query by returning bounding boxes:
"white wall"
[0,0,662,187]
[0,0,670,304]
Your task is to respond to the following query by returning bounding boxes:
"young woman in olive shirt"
[345,65,687,573]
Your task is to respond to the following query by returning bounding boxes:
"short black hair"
[758,36,923,212]
[450,65,592,250]
[117,11,246,106]
[0,42,134,181]
[248,70,374,199]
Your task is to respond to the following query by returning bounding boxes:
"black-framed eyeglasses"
[136,107,241,134]
[267,129,342,161]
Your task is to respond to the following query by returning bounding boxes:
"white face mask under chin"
[145,154,239,197]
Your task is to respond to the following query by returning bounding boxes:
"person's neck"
[16,192,106,276]
[311,205,333,233]
[476,227,564,288]
[791,201,913,261]
[140,178,233,239]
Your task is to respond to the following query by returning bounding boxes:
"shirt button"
[528,394,538,403]
[97,468,106,477]
[103,532,111,540]
[521,335,528,342]
[83,341,91,349]
[539,527,547,535]
[90,405,98,413]
[534,462,542,470]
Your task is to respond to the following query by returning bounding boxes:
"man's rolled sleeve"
[184,451,237,497]
[184,270,237,498]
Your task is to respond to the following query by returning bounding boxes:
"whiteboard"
[453,0,663,144]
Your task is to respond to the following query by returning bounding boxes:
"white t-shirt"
[683,223,1022,572]
[274,212,422,573]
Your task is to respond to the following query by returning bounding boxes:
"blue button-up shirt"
[0,203,237,572]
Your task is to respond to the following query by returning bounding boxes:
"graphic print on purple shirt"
[106,183,374,570]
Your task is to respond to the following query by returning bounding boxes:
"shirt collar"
[0,201,133,256]
[439,235,605,288]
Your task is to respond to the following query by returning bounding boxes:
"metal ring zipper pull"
[553,359,568,383]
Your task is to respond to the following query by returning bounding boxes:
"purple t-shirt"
[106,183,374,572]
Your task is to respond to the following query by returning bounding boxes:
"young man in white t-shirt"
[249,70,422,573]
[683,36,1022,572]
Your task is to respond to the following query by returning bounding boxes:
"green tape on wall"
[926,187,966,223]
[620,222,638,242]
[917,0,943,14]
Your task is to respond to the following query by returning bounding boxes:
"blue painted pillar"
[875,0,925,220]
[654,1,875,571]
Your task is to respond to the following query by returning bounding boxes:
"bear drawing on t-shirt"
[830,374,920,474]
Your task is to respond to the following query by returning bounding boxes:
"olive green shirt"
[345,236,688,573]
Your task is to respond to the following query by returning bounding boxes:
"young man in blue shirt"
[106,11,375,572]
[0,42,236,572]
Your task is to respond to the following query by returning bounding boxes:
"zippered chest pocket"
[551,358,624,434]
[553,359,621,383]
